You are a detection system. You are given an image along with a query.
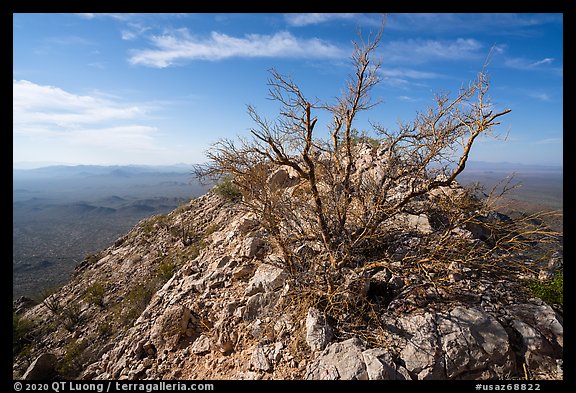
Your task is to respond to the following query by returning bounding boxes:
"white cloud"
[75,13,136,21]
[13,80,145,126]
[382,38,484,64]
[128,29,345,68]
[121,30,138,41]
[397,95,420,102]
[13,80,158,152]
[386,13,562,34]
[535,138,562,145]
[528,92,552,101]
[381,68,441,79]
[504,57,556,70]
[380,67,443,88]
[284,13,358,26]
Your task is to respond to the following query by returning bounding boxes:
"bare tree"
[193,25,565,343]
[194,26,512,268]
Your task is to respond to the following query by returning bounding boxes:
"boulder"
[245,263,287,296]
[150,305,191,351]
[241,237,266,259]
[437,307,515,379]
[398,312,443,380]
[268,166,300,191]
[191,335,211,355]
[251,344,271,372]
[508,302,563,377]
[362,348,410,380]
[243,292,280,321]
[22,353,57,380]
[306,337,368,380]
[305,307,333,352]
[406,214,433,234]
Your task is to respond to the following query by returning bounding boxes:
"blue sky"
[13,13,563,167]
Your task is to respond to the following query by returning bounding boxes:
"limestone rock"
[191,335,211,355]
[306,337,368,380]
[362,348,410,380]
[398,312,443,380]
[150,305,191,351]
[243,292,279,321]
[251,344,271,372]
[305,307,333,352]
[245,263,287,296]
[437,307,515,379]
[268,166,300,190]
[508,302,563,378]
[241,237,266,258]
[22,353,57,380]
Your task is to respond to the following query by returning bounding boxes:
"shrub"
[97,322,113,338]
[13,313,35,356]
[60,302,83,332]
[528,272,563,305]
[142,214,168,235]
[191,24,559,347]
[213,176,242,201]
[117,283,155,326]
[56,339,88,378]
[157,259,176,283]
[84,282,106,308]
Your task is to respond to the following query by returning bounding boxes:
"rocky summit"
[13,146,563,381]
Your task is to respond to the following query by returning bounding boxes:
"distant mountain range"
[462,161,562,173]
[13,164,212,299]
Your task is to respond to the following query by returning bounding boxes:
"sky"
[13,13,563,167]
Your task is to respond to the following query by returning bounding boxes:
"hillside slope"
[13,182,563,380]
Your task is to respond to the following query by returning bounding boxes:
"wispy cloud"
[75,13,137,22]
[129,29,345,68]
[528,92,552,101]
[397,95,420,103]
[386,13,562,34]
[76,13,179,41]
[284,13,358,26]
[382,38,484,64]
[380,67,443,88]
[381,68,441,80]
[45,36,96,46]
[534,138,562,145]
[505,56,556,70]
[13,80,158,151]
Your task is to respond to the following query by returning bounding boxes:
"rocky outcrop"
[304,303,562,380]
[305,307,333,352]
[306,338,368,380]
[12,166,563,381]
[22,353,57,380]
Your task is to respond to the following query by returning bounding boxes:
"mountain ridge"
[13,147,563,381]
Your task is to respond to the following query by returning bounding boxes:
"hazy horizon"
[13,159,564,171]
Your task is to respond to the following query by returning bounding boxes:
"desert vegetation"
[194,27,561,340]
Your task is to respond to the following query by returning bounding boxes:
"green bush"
[142,214,168,235]
[157,259,176,283]
[528,272,563,305]
[13,313,35,356]
[60,302,83,332]
[350,128,381,149]
[97,322,113,338]
[56,339,87,378]
[214,176,242,201]
[84,282,106,308]
[117,283,155,326]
